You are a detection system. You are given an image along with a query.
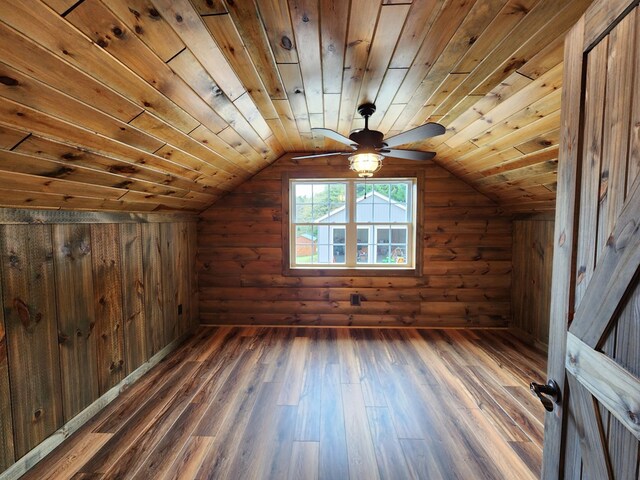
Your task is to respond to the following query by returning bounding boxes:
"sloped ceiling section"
[0,0,592,213]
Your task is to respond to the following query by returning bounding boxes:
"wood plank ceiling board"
[0,0,595,213]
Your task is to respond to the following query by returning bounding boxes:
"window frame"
[282,173,423,277]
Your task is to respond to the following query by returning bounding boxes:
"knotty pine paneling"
[511,217,554,348]
[0,305,13,472]
[0,210,198,473]
[0,224,63,459]
[0,0,593,214]
[198,155,512,328]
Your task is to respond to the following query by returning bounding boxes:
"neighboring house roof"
[297,233,316,241]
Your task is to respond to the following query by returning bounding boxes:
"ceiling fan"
[292,103,446,177]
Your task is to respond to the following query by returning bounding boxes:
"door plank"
[541,16,585,480]
[566,332,640,440]
[574,39,608,307]
[569,175,640,348]
[566,373,613,479]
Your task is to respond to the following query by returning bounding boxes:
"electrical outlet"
[350,293,361,306]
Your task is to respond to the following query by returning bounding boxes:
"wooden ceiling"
[0,0,593,213]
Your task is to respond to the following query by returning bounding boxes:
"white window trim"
[289,178,417,270]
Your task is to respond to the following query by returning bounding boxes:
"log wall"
[511,217,554,348]
[0,209,198,473]
[198,155,513,327]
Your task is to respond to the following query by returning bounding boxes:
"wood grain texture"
[0,290,13,472]
[20,326,546,479]
[0,215,198,475]
[90,224,125,394]
[541,15,585,480]
[0,224,63,459]
[52,223,99,421]
[119,223,147,374]
[543,4,640,480]
[198,154,512,328]
[141,222,165,357]
[511,218,554,348]
[159,222,178,345]
[0,0,594,213]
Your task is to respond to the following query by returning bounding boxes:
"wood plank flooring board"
[353,330,390,408]
[367,406,414,480]
[294,330,322,442]
[277,335,310,405]
[319,362,349,480]
[21,327,546,479]
[77,361,202,475]
[342,383,381,480]
[160,435,213,480]
[128,367,233,478]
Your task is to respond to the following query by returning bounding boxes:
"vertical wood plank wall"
[511,217,554,348]
[0,212,198,473]
[198,155,513,327]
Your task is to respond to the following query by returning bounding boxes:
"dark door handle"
[530,379,561,412]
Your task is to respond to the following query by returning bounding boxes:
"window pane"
[293,182,348,223]
[377,228,390,243]
[391,245,406,263]
[295,203,313,222]
[295,225,317,264]
[372,203,391,222]
[357,227,369,243]
[391,228,407,243]
[332,227,345,244]
[393,184,408,205]
[326,206,346,223]
[317,244,331,264]
[376,245,390,263]
[356,200,373,222]
[357,244,369,263]
[333,245,345,263]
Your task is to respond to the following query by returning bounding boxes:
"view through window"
[290,178,416,269]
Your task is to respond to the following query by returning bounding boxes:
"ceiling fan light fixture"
[349,152,383,178]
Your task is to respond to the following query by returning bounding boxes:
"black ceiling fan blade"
[291,152,351,159]
[380,149,436,161]
[311,128,358,148]
[384,123,446,147]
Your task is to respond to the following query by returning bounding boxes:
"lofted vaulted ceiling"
[0,0,593,213]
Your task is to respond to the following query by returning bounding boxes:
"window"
[290,178,417,269]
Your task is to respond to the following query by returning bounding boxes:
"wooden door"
[542,0,640,478]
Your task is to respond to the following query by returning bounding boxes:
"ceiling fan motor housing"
[349,129,385,149]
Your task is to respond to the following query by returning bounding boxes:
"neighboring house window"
[290,178,417,269]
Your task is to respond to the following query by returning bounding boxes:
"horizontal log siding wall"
[0,211,198,473]
[198,156,513,327]
[511,217,554,348]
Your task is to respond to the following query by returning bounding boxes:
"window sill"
[283,266,420,277]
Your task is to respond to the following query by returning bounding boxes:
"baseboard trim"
[200,323,510,330]
[0,330,193,480]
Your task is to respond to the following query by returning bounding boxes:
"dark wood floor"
[24,327,547,479]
